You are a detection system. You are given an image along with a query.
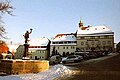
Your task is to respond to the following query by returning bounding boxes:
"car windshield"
[67,56,76,59]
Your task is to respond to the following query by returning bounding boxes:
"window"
[91,41,94,45]
[66,47,68,49]
[91,36,95,39]
[81,42,84,45]
[104,36,109,38]
[64,41,67,44]
[68,41,71,43]
[59,42,63,44]
[63,47,65,49]
[80,37,84,39]
[86,42,88,45]
[108,41,111,45]
[73,47,75,49]
[86,47,89,50]
[58,47,59,49]
[35,56,37,60]
[97,36,100,39]
[52,42,55,44]
[103,41,106,45]
[72,36,74,38]
[74,41,77,43]
[98,41,101,45]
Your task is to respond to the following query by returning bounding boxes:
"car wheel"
[74,60,78,63]
[53,62,56,64]
[62,61,66,64]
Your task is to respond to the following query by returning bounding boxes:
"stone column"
[23,43,29,58]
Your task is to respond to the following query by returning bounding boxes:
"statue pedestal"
[23,43,29,60]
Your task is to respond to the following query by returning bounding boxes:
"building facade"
[14,45,24,59]
[15,37,51,60]
[76,20,114,52]
[28,37,50,60]
[50,33,76,56]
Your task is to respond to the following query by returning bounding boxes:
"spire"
[79,18,83,29]
[80,17,83,23]
[80,17,82,23]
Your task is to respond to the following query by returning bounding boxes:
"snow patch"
[0,64,71,80]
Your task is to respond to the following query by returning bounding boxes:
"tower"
[79,19,84,30]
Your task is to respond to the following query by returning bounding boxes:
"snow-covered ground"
[0,64,72,80]
[0,53,117,80]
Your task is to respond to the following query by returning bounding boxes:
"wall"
[0,59,49,74]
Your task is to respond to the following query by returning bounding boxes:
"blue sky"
[2,0,120,43]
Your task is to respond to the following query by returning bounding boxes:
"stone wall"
[0,59,49,74]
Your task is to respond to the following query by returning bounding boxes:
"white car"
[62,55,83,64]
[49,55,62,65]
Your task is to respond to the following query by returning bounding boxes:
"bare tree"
[0,0,14,15]
[0,0,14,39]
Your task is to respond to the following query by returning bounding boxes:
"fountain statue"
[23,29,32,59]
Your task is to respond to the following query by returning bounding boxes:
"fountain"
[0,29,49,74]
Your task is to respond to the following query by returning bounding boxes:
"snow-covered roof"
[28,38,49,46]
[52,34,76,42]
[77,26,113,35]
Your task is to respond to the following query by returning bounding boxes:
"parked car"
[78,53,89,60]
[75,52,90,60]
[86,52,97,59]
[49,55,62,65]
[62,55,83,64]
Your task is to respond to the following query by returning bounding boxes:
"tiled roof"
[52,33,76,42]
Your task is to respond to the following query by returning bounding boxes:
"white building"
[76,20,114,52]
[14,45,24,59]
[50,33,76,56]
[14,38,50,60]
[28,37,50,60]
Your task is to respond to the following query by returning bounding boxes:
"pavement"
[54,53,120,80]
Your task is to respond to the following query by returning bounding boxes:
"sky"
[2,0,120,43]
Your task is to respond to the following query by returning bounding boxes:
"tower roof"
[80,19,83,23]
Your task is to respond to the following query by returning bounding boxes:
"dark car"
[86,52,97,59]
[78,53,89,60]
[75,52,90,60]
